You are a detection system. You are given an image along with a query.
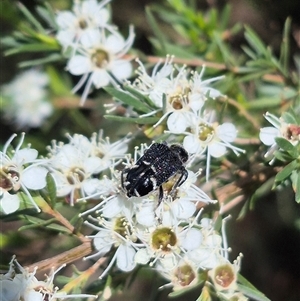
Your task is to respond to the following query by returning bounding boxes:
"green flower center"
[151,227,177,252]
[198,123,214,142]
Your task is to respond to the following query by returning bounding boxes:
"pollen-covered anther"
[0,167,20,191]
[114,216,134,241]
[66,167,86,184]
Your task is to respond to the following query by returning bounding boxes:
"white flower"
[135,226,182,268]
[131,58,224,134]
[67,27,135,105]
[89,130,131,172]
[183,114,244,180]
[0,257,96,301]
[145,63,195,133]
[1,69,53,129]
[56,0,114,49]
[156,258,200,291]
[135,222,203,269]
[85,216,138,278]
[48,134,103,206]
[159,67,224,134]
[0,133,49,213]
[259,112,300,159]
[131,55,174,107]
[161,67,223,133]
[208,254,243,296]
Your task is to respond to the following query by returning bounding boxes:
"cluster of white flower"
[55,0,135,105]
[1,69,53,129]
[0,257,96,301]
[47,130,131,206]
[126,56,245,180]
[0,131,247,297]
[81,143,246,298]
[0,131,130,213]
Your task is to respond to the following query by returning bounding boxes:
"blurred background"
[1,1,300,300]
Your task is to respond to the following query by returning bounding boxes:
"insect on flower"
[121,142,189,201]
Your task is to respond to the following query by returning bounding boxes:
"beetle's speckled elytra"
[121,142,189,200]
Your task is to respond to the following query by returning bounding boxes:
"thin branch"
[37,197,88,243]
[25,240,93,273]
[145,55,285,84]
[62,256,107,293]
[219,97,261,131]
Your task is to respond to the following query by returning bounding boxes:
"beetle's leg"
[170,167,188,196]
[157,185,164,207]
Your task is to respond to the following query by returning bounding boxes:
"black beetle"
[121,142,189,200]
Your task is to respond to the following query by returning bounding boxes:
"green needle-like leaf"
[104,87,151,113]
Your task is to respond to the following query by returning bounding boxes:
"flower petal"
[259,127,279,146]
[208,143,226,158]
[68,55,91,75]
[22,166,48,190]
[13,149,38,165]
[183,135,202,154]
[173,199,196,219]
[110,60,132,81]
[217,123,237,142]
[93,231,113,255]
[102,196,122,218]
[90,69,110,88]
[56,11,77,28]
[116,244,136,272]
[180,228,203,250]
[0,191,20,214]
[167,112,190,134]
[105,33,125,53]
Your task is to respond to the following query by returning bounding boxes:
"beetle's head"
[169,144,189,163]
